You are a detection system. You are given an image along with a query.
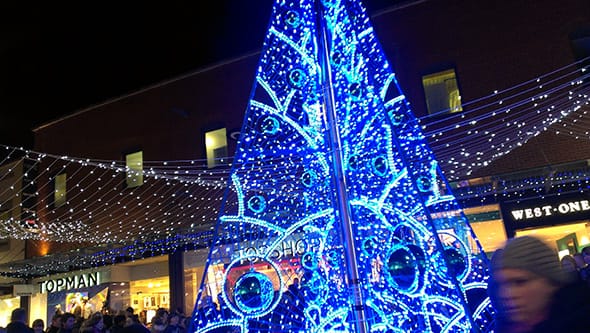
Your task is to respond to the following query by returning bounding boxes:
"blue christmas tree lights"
[191,0,494,332]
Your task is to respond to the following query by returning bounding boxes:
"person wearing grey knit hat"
[490,235,590,333]
[493,235,573,285]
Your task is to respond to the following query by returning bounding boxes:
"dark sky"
[0,0,395,149]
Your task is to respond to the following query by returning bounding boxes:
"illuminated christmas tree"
[191,1,494,332]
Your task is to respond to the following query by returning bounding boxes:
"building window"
[54,173,67,207]
[422,69,463,114]
[126,151,143,188]
[205,128,228,168]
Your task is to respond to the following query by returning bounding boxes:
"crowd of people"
[0,306,188,333]
[3,235,590,333]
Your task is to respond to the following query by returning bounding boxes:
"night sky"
[0,0,396,149]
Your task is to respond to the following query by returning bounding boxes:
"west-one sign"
[501,192,590,230]
[38,272,100,293]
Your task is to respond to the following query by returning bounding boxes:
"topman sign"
[501,192,590,229]
[38,272,100,293]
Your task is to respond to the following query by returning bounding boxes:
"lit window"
[422,69,463,114]
[205,128,228,168]
[126,151,143,188]
[54,173,67,207]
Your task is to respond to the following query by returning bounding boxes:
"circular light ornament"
[384,244,425,295]
[348,154,361,171]
[301,170,317,188]
[301,251,318,270]
[284,10,301,28]
[300,270,328,303]
[348,82,364,101]
[224,256,282,318]
[234,271,274,313]
[372,155,389,176]
[257,116,280,136]
[288,68,308,89]
[444,248,467,279]
[430,232,471,282]
[248,195,266,214]
[331,50,344,68]
[416,175,432,192]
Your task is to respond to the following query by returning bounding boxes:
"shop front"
[500,191,590,255]
[29,255,171,325]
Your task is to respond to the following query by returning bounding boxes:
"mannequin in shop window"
[70,297,83,319]
[81,297,94,319]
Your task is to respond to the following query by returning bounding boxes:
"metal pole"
[314,2,367,333]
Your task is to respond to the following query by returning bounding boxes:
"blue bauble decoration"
[258,116,280,135]
[384,244,425,294]
[445,248,467,279]
[284,10,301,28]
[288,68,308,89]
[301,251,318,270]
[348,82,363,101]
[301,170,317,188]
[372,155,389,176]
[247,195,266,213]
[416,175,432,192]
[234,271,275,314]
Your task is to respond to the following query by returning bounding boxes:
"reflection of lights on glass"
[120,282,126,286]
[148,283,153,288]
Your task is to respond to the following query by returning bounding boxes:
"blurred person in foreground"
[490,235,590,332]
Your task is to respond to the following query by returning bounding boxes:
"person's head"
[10,308,27,323]
[125,307,134,317]
[582,246,590,265]
[573,253,586,268]
[32,319,44,333]
[113,315,126,327]
[62,313,76,330]
[560,254,578,273]
[491,236,572,329]
[85,312,104,331]
[151,317,166,333]
[51,313,63,328]
[155,308,168,321]
[168,312,180,326]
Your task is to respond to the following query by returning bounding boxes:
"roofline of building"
[32,1,427,134]
[32,50,262,133]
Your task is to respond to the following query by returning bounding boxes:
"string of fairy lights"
[0,56,588,278]
[0,58,588,244]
